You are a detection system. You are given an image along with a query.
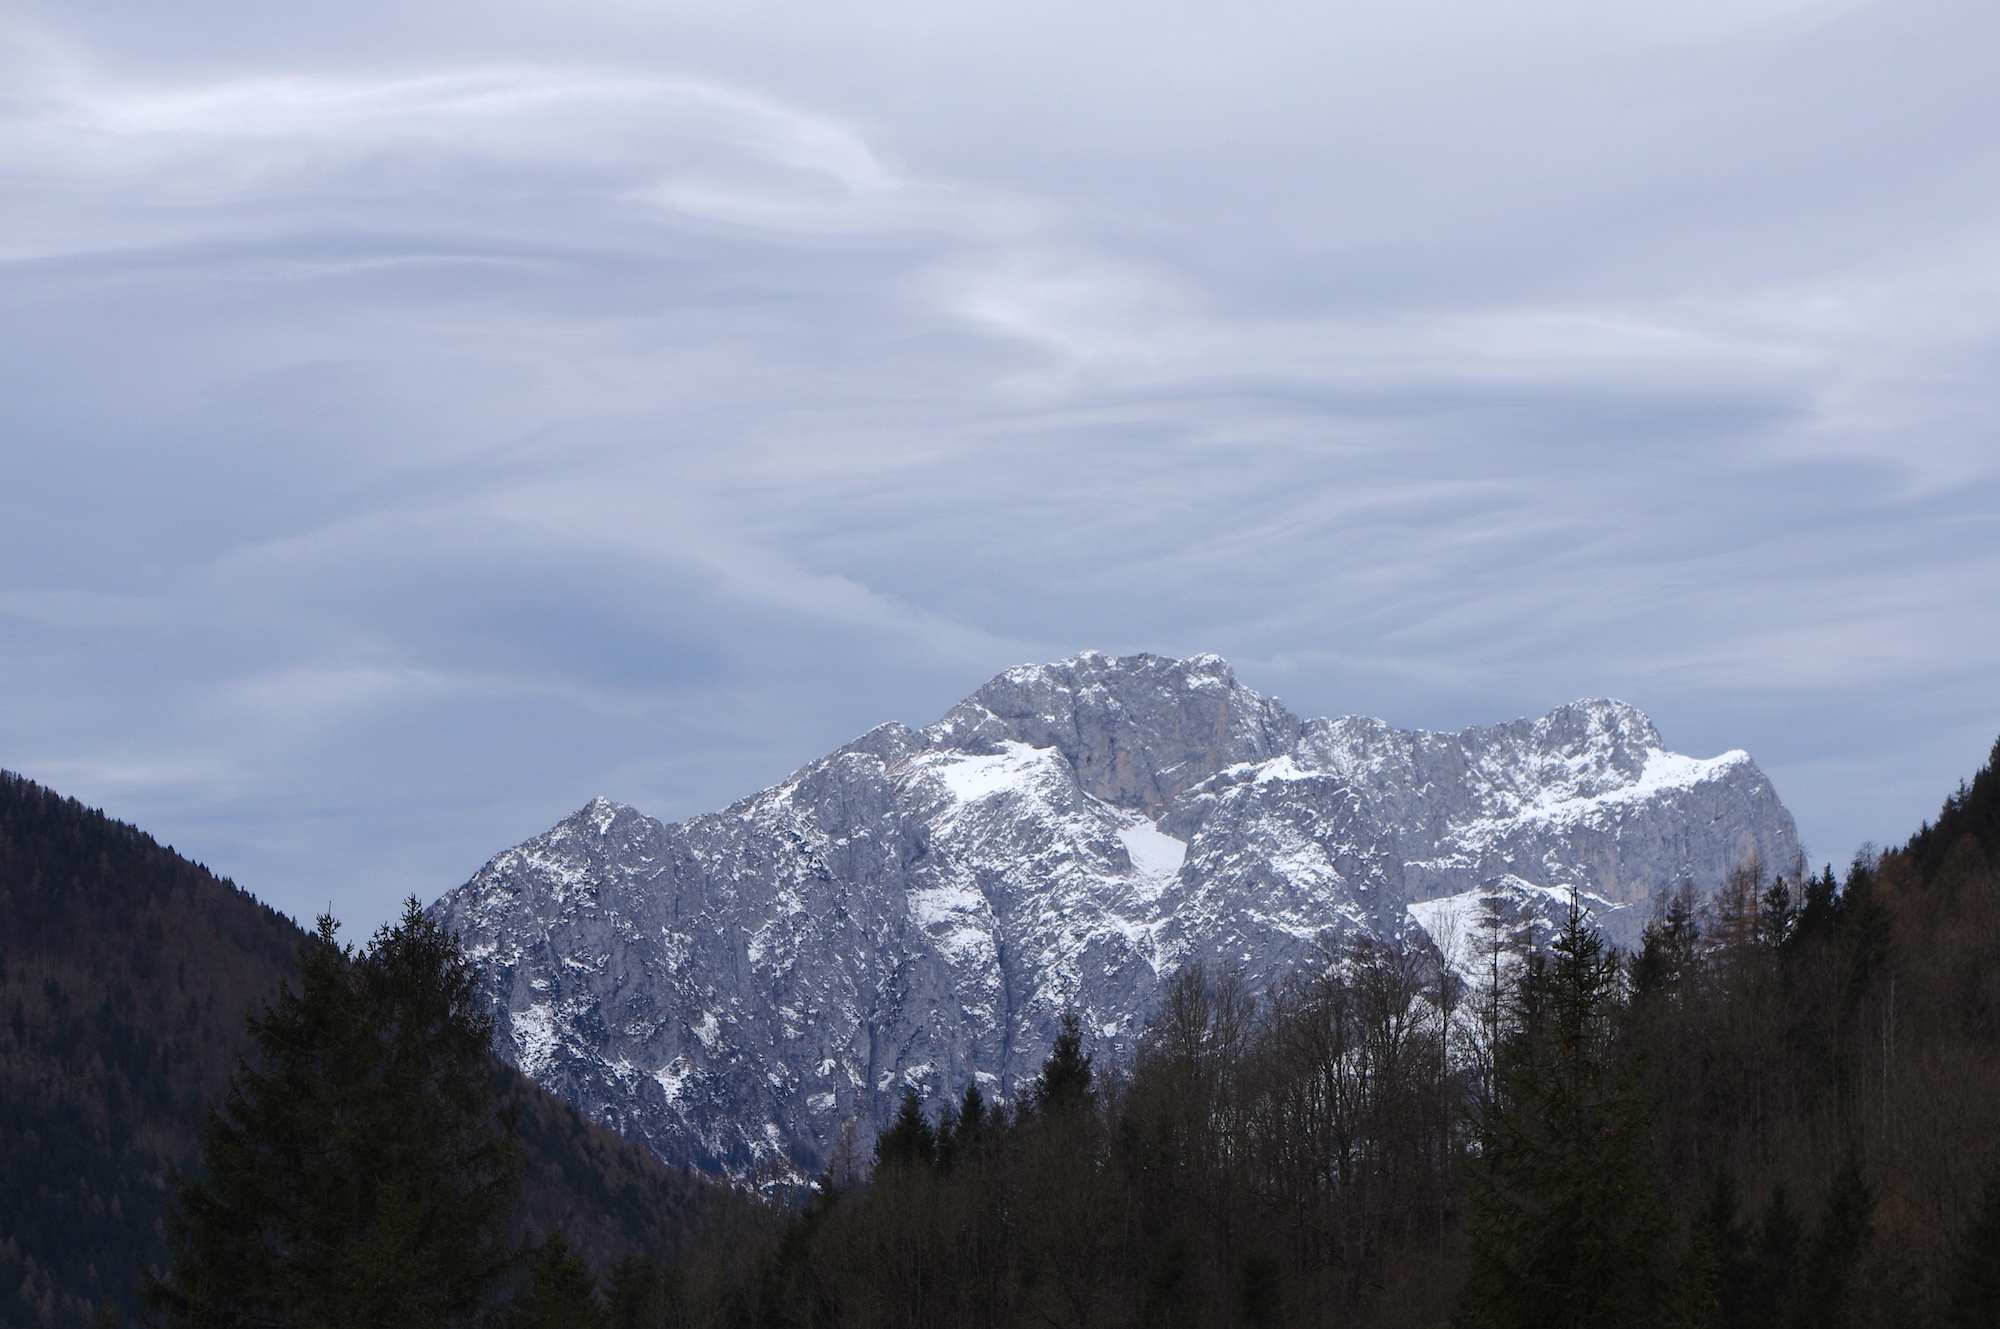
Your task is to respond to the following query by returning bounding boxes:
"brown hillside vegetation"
[0,771,757,1329]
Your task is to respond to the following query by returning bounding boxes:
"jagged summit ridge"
[431,652,1798,1176]
[929,651,1298,814]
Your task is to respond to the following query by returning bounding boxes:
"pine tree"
[1758,876,1799,950]
[1785,1161,1873,1329]
[1673,1217,1721,1329]
[1032,1011,1094,1116]
[1906,735,2000,881]
[933,1096,961,1168]
[1944,1162,2000,1329]
[933,1080,992,1175]
[874,1087,937,1171]
[1632,883,1702,1000]
[142,900,523,1327]
[606,1257,684,1329]
[1835,859,1892,1012]
[506,1231,606,1329]
[1739,1186,1802,1329]
[1459,898,1671,1329]
[1692,1170,1753,1329]
[1790,867,1840,950]
[956,1081,988,1148]
[1672,1172,1747,1329]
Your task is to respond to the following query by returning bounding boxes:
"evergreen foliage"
[1907,735,2000,883]
[935,1081,989,1171]
[1459,898,1670,1329]
[605,1256,685,1329]
[1742,1187,1804,1329]
[141,901,524,1327]
[507,1231,607,1329]
[1785,1161,1874,1329]
[1140,1233,1196,1329]
[1690,1171,1752,1329]
[1669,1172,1734,1329]
[1793,866,1841,948]
[1830,859,1892,1014]
[1032,1011,1095,1116]
[1237,1251,1284,1329]
[1943,1163,2000,1329]
[0,770,772,1328]
[874,1088,938,1172]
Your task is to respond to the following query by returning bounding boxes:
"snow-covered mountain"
[431,652,1799,1175]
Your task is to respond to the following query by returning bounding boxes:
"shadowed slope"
[0,771,752,1329]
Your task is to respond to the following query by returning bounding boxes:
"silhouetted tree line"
[613,737,2000,1329]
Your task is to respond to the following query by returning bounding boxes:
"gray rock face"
[431,652,1799,1175]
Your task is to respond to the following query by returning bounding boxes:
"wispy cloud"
[1,0,1996,925]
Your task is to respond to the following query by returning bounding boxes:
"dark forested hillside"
[0,772,299,1327]
[0,772,752,1329]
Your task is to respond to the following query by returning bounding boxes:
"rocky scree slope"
[431,652,1799,1177]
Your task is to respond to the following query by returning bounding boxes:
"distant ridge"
[433,652,1799,1177]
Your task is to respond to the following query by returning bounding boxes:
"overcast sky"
[3,0,1997,933]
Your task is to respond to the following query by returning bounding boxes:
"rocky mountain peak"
[928,651,1300,815]
[1524,698,1664,772]
[432,654,1799,1177]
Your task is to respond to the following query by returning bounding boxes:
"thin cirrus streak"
[0,57,1030,250]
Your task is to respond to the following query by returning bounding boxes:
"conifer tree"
[1459,898,1670,1329]
[1689,1170,1752,1329]
[1784,1161,1873,1329]
[506,1231,606,1329]
[932,1080,994,1176]
[1835,859,1892,1012]
[1739,1186,1802,1329]
[1944,1162,2000,1329]
[1672,1217,1721,1329]
[1032,1011,1094,1116]
[1671,1171,1749,1329]
[1790,866,1841,949]
[143,900,522,1328]
[1632,883,1702,1000]
[956,1082,988,1149]
[605,1256,683,1329]
[932,1096,961,1168]
[874,1087,937,1171]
